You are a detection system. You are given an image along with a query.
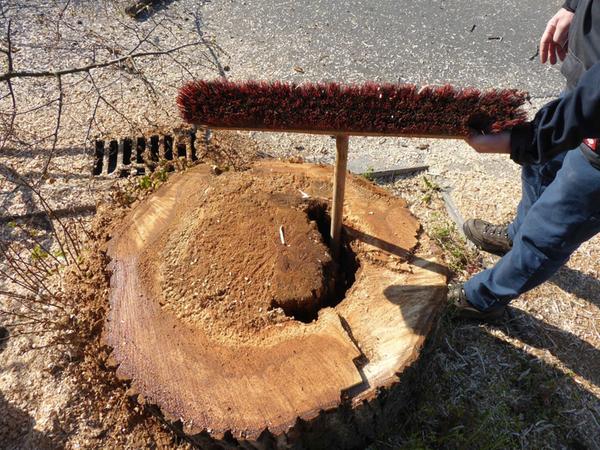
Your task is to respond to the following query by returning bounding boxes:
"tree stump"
[105,161,447,449]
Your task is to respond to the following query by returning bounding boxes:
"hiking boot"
[463,219,512,257]
[447,283,506,322]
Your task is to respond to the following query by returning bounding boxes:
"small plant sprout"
[422,176,442,205]
[362,166,376,181]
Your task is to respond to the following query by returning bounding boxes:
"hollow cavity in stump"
[155,172,358,335]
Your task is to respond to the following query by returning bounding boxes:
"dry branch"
[0,42,201,82]
[0,3,212,178]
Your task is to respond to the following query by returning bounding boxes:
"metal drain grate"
[92,129,199,176]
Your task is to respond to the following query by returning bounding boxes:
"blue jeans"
[464,147,600,311]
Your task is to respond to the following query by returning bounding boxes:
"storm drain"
[92,129,200,177]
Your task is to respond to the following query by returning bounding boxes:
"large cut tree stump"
[106,161,447,449]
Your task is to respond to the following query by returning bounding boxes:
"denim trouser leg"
[508,151,567,240]
[465,148,600,311]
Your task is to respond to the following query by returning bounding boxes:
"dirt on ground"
[154,169,340,343]
[0,204,194,450]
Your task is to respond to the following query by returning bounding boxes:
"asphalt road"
[198,0,566,97]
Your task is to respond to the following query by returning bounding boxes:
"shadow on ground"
[0,391,56,450]
[551,265,600,309]
[0,327,8,354]
[373,308,600,449]
[504,306,600,390]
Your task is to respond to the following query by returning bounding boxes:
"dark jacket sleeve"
[562,0,579,12]
[510,61,600,164]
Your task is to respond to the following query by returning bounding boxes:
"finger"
[556,44,567,61]
[540,24,555,63]
[548,42,557,65]
[540,36,549,64]
[466,134,491,153]
[469,133,511,154]
[465,132,481,145]
[553,22,569,48]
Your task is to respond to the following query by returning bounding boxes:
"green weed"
[30,243,49,260]
[362,166,376,181]
[138,175,152,190]
[429,217,477,275]
[421,176,442,204]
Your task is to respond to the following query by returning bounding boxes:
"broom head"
[178,79,528,137]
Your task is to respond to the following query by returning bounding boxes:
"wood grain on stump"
[106,161,447,449]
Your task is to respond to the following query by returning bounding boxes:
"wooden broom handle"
[330,135,349,260]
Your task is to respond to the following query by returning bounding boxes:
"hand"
[466,132,511,154]
[540,8,575,64]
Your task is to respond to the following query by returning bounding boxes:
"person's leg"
[508,151,567,240]
[465,148,600,311]
[463,151,568,257]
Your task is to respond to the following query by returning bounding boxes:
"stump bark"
[105,161,447,449]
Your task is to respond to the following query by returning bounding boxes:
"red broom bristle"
[177,79,529,136]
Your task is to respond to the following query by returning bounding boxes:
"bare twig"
[84,95,102,144]
[0,19,17,153]
[0,168,74,264]
[53,0,72,42]
[0,307,62,326]
[0,253,55,300]
[1,205,66,266]
[0,204,96,225]
[3,329,58,339]
[40,74,64,177]
[0,289,46,316]
[0,2,221,354]
[88,72,138,134]
[0,41,202,82]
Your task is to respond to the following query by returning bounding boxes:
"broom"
[178,79,528,258]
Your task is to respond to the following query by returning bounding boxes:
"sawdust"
[56,206,188,449]
[0,204,192,449]
[144,168,344,343]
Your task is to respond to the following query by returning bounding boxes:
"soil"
[0,205,192,450]
[154,170,339,342]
